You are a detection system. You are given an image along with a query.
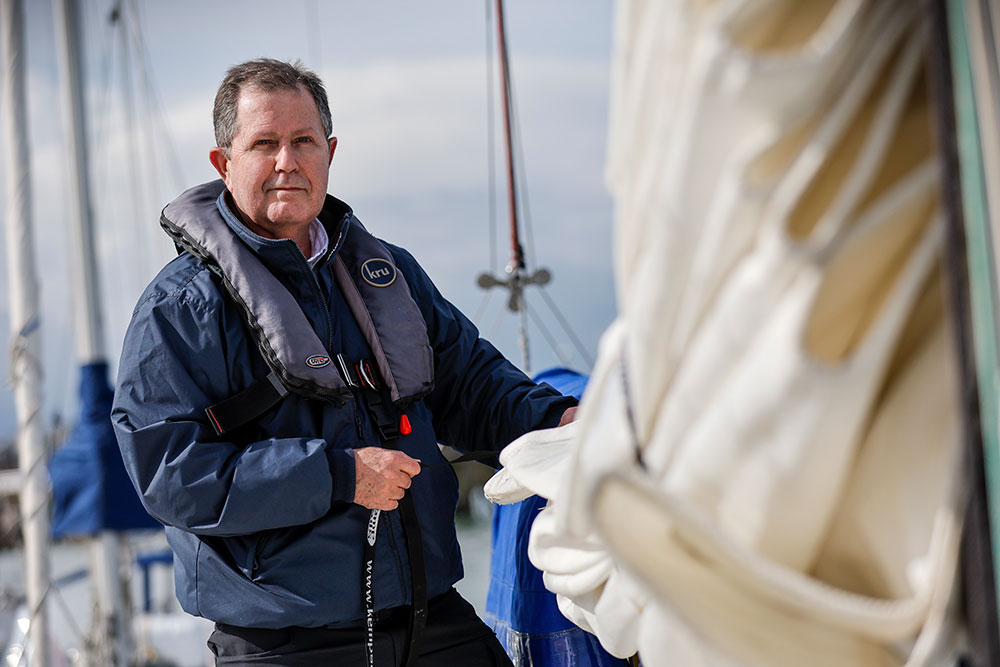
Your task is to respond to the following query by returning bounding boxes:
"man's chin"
[266,204,319,227]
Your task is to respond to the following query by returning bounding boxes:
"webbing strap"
[362,508,381,667]
[204,371,288,436]
[397,493,427,666]
[339,354,428,667]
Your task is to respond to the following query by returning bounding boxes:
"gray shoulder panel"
[160,180,349,401]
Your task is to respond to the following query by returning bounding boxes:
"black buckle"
[337,354,401,441]
[375,420,401,441]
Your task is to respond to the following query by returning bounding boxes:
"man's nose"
[275,143,298,172]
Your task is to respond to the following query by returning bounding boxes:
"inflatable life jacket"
[159,180,435,434]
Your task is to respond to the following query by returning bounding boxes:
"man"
[112,58,576,666]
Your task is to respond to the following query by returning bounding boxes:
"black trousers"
[207,588,514,666]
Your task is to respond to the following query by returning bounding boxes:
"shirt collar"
[306,218,329,267]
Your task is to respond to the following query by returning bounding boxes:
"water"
[454,511,494,616]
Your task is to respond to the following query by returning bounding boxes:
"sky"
[0,1,617,440]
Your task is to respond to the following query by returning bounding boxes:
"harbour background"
[0,500,497,664]
[0,2,610,662]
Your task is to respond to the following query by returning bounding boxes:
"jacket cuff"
[327,448,357,505]
[538,396,579,430]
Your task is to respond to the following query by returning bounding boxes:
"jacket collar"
[214,185,354,279]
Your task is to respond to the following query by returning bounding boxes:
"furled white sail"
[486,1,965,664]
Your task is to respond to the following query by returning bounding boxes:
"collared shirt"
[307,218,329,268]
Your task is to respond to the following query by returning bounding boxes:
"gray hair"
[213,58,333,151]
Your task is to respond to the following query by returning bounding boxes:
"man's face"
[209,84,336,240]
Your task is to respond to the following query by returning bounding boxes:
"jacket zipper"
[310,265,335,354]
[313,219,342,354]
[350,390,365,440]
[250,532,270,579]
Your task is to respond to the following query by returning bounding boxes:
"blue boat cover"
[486,367,626,666]
[49,362,159,537]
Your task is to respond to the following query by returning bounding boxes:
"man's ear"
[209,147,230,183]
[328,137,338,165]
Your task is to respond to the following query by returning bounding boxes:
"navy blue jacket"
[111,190,575,628]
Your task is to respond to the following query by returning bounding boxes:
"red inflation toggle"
[399,414,412,436]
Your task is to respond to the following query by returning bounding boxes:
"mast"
[52,0,134,665]
[53,0,104,362]
[1,1,52,665]
[495,0,524,277]
[477,0,550,373]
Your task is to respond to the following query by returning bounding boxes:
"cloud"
[322,56,609,198]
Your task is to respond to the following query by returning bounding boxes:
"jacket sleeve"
[111,288,355,538]
[388,245,577,453]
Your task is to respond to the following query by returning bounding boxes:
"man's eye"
[254,139,274,146]
[295,137,313,144]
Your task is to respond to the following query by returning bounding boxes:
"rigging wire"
[478,0,595,371]
[485,301,508,342]
[90,1,136,397]
[502,42,593,370]
[48,583,86,649]
[123,0,161,270]
[124,1,186,195]
[484,0,498,276]
[505,55,538,272]
[494,0,524,273]
[537,287,595,369]
[126,0,175,267]
[90,5,116,179]
[126,0,186,201]
[473,290,494,324]
[113,1,149,281]
[126,0,161,209]
[489,0,538,273]
[524,296,575,368]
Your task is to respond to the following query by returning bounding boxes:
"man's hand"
[558,407,578,427]
[353,447,421,511]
